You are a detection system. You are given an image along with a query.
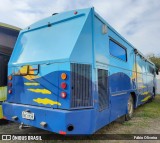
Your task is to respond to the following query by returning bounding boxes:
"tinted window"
[148,65,154,74]
[109,40,127,61]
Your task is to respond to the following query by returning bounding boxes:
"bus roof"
[0,22,21,31]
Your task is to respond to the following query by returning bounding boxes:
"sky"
[0,0,160,55]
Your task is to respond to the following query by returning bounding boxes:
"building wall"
[0,27,19,48]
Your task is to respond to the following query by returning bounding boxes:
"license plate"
[22,111,34,120]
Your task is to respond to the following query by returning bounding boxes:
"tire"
[125,95,134,121]
[149,87,156,102]
[0,119,9,125]
[153,87,156,99]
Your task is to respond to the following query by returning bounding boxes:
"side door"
[98,69,109,110]
[96,67,110,129]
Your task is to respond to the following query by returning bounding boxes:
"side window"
[149,65,154,74]
[146,63,154,75]
[109,39,127,61]
[146,64,150,74]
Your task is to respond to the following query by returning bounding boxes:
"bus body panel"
[3,8,156,134]
[3,102,95,134]
[7,9,93,110]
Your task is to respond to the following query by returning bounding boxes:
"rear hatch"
[7,8,92,109]
[8,63,60,108]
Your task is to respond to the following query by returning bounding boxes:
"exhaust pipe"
[19,122,30,130]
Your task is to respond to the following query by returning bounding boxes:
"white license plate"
[22,111,34,120]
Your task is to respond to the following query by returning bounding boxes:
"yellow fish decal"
[33,98,61,106]
[24,83,40,86]
[28,89,51,94]
[142,92,149,95]
[141,95,151,102]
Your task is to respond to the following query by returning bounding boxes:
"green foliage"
[134,96,160,119]
[148,55,160,69]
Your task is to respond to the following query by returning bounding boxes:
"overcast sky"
[0,0,160,55]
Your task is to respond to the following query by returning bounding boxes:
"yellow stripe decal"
[141,95,151,102]
[28,89,51,94]
[24,75,39,80]
[33,98,61,106]
[24,83,40,86]
[138,86,146,89]
[142,92,149,95]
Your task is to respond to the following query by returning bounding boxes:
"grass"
[39,95,160,141]
[102,95,160,134]
[121,95,160,129]
[134,95,160,119]
[122,122,132,126]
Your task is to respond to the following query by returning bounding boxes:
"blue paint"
[3,7,157,134]
[3,102,95,134]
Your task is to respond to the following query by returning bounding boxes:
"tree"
[148,54,160,70]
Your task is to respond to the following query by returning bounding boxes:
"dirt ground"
[0,96,160,143]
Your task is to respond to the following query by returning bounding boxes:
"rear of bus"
[3,8,95,134]
[0,23,20,119]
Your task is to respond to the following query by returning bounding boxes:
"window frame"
[109,38,128,62]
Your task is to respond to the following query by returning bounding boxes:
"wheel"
[0,119,8,125]
[149,87,156,102]
[125,95,134,121]
[153,87,156,99]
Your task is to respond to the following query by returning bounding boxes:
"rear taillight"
[61,92,67,99]
[8,75,13,94]
[60,73,68,98]
[61,82,67,89]
[8,82,12,87]
[59,131,66,135]
[8,75,12,80]
[8,89,12,94]
[61,73,67,80]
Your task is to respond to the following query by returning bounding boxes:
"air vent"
[71,63,92,108]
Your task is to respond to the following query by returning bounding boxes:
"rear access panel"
[7,63,59,108]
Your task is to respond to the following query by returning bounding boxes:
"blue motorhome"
[3,8,158,134]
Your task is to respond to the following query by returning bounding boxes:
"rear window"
[10,15,85,65]
[109,39,127,61]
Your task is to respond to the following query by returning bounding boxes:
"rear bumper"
[2,102,95,134]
